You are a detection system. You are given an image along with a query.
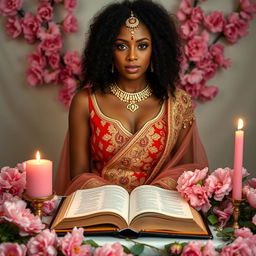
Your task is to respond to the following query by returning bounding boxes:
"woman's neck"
[116,77,148,93]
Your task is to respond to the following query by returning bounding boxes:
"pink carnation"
[0,0,23,16]
[5,15,22,39]
[199,86,218,102]
[213,200,233,227]
[59,227,92,256]
[204,167,232,200]
[204,11,225,33]
[42,195,59,216]
[235,227,253,238]
[36,3,53,23]
[239,0,256,20]
[177,167,209,193]
[179,0,193,15]
[27,229,58,256]
[47,52,61,69]
[180,20,199,40]
[63,12,78,33]
[94,242,133,256]
[22,12,40,44]
[2,199,45,235]
[37,21,60,40]
[0,166,26,197]
[39,35,63,54]
[191,6,204,24]
[64,0,77,11]
[181,241,203,256]
[44,69,60,84]
[26,65,44,86]
[0,192,20,216]
[27,51,46,69]
[63,51,82,75]
[209,44,231,68]
[0,242,26,256]
[181,68,204,84]
[58,77,77,108]
[180,80,204,99]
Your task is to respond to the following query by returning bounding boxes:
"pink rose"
[209,44,231,68]
[182,184,211,212]
[22,13,40,44]
[191,6,204,24]
[199,86,218,102]
[235,227,253,238]
[59,227,92,256]
[39,35,63,54]
[42,195,59,216]
[202,241,219,256]
[204,167,232,200]
[44,69,60,84]
[2,199,45,235]
[248,178,256,188]
[26,65,44,86]
[204,11,225,33]
[252,214,256,225]
[63,12,78,33]
[0,0,23,16]
[94,242,133,256]
[184,32,209,62]
[63,51,82,75]
[0,242,26,256]
[27,51,46,68]
[246,187,256,208]
[5,16,22,39]
[177,167,209,193]
[181,241,203,256]
[36,3,53,23]
[64,0,77,11]
[213,200,233,227]
[58,77,77,108]
[27,229,58,256]
[38,21,60,40]
[181,68,204,85]
[0,166,26,197]
[180,20,199,39]
[0,192,20,215]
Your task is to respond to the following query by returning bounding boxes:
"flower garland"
[1,163,256,255]
[0,0,256,108]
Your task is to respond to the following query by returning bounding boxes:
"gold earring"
[150,62,154,72]
[112,63,114,73]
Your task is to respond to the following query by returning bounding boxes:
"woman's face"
[113,23,152,82]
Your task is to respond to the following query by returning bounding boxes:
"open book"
[51,185,212,238]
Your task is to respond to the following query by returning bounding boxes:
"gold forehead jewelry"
[125,11,139,40]
[110,83,152,112]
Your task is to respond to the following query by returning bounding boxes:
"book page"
[129,185,193,223]
[66,185,130,223]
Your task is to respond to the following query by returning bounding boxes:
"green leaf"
[216,232,227,237]
[222,227,234,233]
[207,214,218,225]
[130,244,144,256]
[122,245,131,254]
[83,239,100,248]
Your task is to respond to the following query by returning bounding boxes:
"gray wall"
[0,1,255,178]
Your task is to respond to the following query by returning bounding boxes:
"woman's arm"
[68,89,91,179]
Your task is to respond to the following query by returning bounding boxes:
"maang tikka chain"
[125,11,139,40]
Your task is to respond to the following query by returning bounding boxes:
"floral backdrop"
[0,0,255,108]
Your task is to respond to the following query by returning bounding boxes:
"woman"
[55,0,208,195]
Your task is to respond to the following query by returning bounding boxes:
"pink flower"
[26,66,44,86]
[0,192,20,216]
[0,166,26,197]
[169,243,183,255]
[204,167,232,200]
[213,200,233,227]
[63,51,82,75]
[46,52,60,69]
[37,21,60,40]
[64,0,77,11]
[181,81,204,99]
[179,0,193,15]
[63,12,78,33]
[2,199,45,235]
[202,241,219,256]
[22,13,40,44]
[191,6,204,24]
[181,68,204,84]
[0,0,23,16]
[239,0,256,20]
[176,10,187,21]
[36,3,53,23]
[59,227,92,256]
[199,86,218,102]
[5,16,22,39]
[58,77,77,108]
[196,53,218,79]
[252,214,256,225]
[44,69,60,84]
[177,167,209,192]
[235,227,253,238]
[42,195,59,216]
[39,35,63,54]
[27,51,46,68]
[181,241,203,256]
[94,242,133,256]
[16,162,26,172]
[204,11,225,33]
[248,178,256,188]
[0,242,26,256]
[182,184,211,212]
[246,187,256,208]
[184,32,209,62]
[180,20,199,39]
[27,229,58,256]
[209,44,231,69]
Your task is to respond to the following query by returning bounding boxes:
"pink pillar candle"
[232,119,244,200]
[26,151,53,198]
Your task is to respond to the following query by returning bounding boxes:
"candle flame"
[237,118,244,130]
[36,151,41,161]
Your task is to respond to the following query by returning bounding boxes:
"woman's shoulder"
[69,88,91,113]
[173,88,192,105]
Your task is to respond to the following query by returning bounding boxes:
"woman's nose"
[127,47,138,61]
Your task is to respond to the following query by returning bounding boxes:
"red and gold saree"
[55,89,208,195]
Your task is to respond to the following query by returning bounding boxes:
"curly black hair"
[80,0,181,100]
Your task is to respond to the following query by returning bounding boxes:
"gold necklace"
[110,83,152,112]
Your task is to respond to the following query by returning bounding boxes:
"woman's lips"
[125,65,140,73]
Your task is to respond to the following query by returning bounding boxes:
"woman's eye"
[115,44,128,50]
[138,43,149,50]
